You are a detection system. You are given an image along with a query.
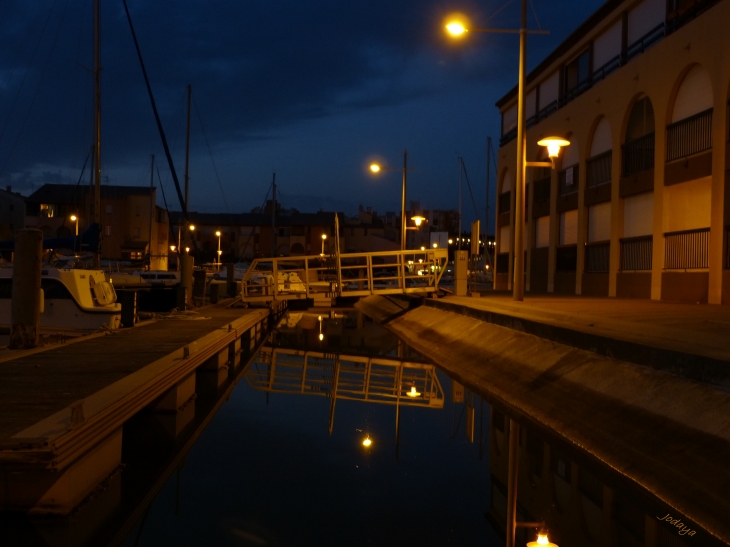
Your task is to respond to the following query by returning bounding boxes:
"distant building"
[25,183,169,269]
[495,0,730,304]
[0,186,26,241]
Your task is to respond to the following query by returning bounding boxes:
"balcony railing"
[666,108,713,161]
[620,235,653,271]
[500,127,518,147]
[585,241,610,272]
[666,0,722,34]
[586,150,612,188]
[625,23,665,62]
[559,165,579,196]
[533,176,551,203]
[591,55,621,84]
[622,132,655,176]
[556,245,577,272]
[498,191,512,215]
[664,227,709,269]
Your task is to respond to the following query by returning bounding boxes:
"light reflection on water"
[121,310,501,546]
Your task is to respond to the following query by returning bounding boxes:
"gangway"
[239,248,448,304]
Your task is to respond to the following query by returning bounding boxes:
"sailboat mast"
[184,84,191,211]
[148,154,154,267]
[93,0,102,267]
[271,173,276,257]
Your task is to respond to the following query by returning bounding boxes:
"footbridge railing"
[239,248,448,303]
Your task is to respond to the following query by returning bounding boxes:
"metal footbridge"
[239,248,448,304]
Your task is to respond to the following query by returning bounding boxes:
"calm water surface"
[120,310,502,547]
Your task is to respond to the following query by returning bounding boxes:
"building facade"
[494,0,730,304]
[25,184,169,269]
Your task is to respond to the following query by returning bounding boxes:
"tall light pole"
[321,234,327,256]
[369,150,413,251]
[70,215,79,236]
[215,230,221,266]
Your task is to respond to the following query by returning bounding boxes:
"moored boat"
[0,266,121,331]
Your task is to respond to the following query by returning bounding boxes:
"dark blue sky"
[0,0,605,229]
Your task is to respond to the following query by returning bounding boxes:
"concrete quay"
[356,293,730,546]
[0,302,282,516]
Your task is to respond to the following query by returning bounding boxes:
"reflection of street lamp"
[70,214,79,236]
[368,150,414,251]
[321,234,327,256]
[446,8,567,303]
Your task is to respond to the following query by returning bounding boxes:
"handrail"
[666,108,713,161]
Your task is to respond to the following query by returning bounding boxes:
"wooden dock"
[0,301,283,515]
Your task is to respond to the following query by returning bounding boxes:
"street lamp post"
[321,234,327,256]
[216,230,221,267]
[369,150,414,251]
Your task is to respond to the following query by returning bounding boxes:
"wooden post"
[180,253,194,309]
[10,229,43,349]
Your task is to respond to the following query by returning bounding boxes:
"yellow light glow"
[189,224,195,231]
[411,215,425,227]
[319,333,324,341]
[406,386,421,398]
[526,531,558,547]
[215,230,221,237]
[217,250,222,255]
[170,245,176,252]
[321,234,327,240]
[70,214,77,221]
[185,247,190,253]
[432,243,438,248]
[537,136,570,158]
[420,246,425,251]
[486,264,490,269]
[370,163,381,173]
[448,239,453,244]
[362,435,372,448]
[446,21,467,36]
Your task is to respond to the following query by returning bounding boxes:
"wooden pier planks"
[0,306,266,449]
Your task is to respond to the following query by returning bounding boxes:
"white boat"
[0,267,122,331]
[109,270,180,287]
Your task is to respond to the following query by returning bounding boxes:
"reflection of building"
[25,184,169,268]
[488,410,698,547]
[495,0,730,303]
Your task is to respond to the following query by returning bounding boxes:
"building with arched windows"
[494,0,730,304]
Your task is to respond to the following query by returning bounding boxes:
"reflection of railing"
[620,235,652,271]
[239,249,448,302]
[622,133,654,176]
[586,150,612,188]
[666,108,713,162]
[664,228,709,269]
[247,347,445,408]
[585,241,610,272]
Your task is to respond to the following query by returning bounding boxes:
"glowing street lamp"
[406,386,421,398]
[215,230,221,266]
[526,529,558,547]
[537,136,570,160]
[445,6,564,304]
[362,435,372,448]
[69,214,79,236]
[321,233,327,256]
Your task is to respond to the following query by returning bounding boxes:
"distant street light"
[70,214,79,236]
[216,230,222,266]
[321,233,327,256]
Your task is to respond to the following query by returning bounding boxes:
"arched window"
[667,65,713,161]
[623,97,655,176]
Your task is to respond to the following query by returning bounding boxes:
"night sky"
[0,0,605,231]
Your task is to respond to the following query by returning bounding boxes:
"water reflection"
[1,309,719,546]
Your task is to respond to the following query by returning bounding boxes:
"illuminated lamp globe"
[189,224,195,231]
[215,230,221,237]
[319,333,324,341]
[362,435,372,448]
[526,530,558,547]
[537,136,570,159]
[170,245,176,252]
[432,243,438,248]
[448,239,453,245]
[406,386,421,398]
[446,21,467,37]
[369,163,381,173]
[411,215,425,227]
